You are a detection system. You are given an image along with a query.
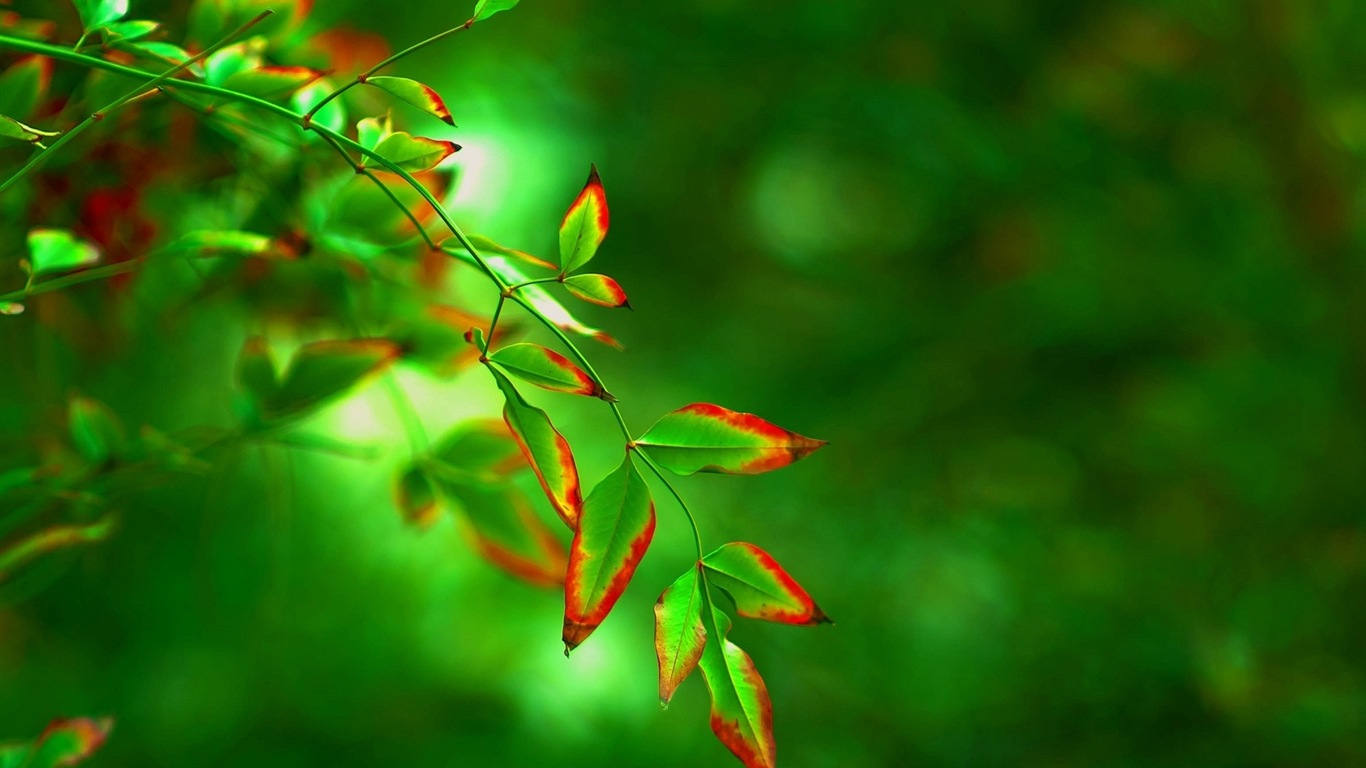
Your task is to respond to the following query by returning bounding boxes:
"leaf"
[356,113,393,152]
[703,542,831,625]
[0,56,52,120]
[487,366,583,529]
[73,0,128,30]
[223,66,324,99]
[126,41,195,68]
[203,38,265,87]
[654,563,707,706]
[698,608,777,768]
[558,164,609,275]
[69,395,125,464]
[563,273,631,309]
[0,115,59,145]
[364,76,455,126]
[471,0,521,22]
[264,339,401,421]
[0,303,23,317]
[431,419,525,481]
[637,403,827,475]
[28,717,113,768]
[293,78,347,134]
[465,233,557,271]
[369,131,460,173]
[436,480,567,587]
[171,230,274,257]
[0,517,116,583]
[26,229,99,276]
[394,465,440,530]
[236,336,278,404]
[101,19,159,43]
[489,343,611,400]
[563,453,655,653]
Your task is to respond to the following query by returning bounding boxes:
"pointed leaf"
[698,612,776,768]
[471,0,521,22]
[466,234,556,271]
[125,41,197,69]
[101,19,159,43]
[356,113,394,152]
[559,164,609,274]
[265,339,400,420]
[394,465,440,530]
[638,403,827,475]
[563,453,655,652]
[364,76,455,126]
[26,229,99,276]
[563,273,630,308]
[0,56,52,121]
[73,0,128,30]
[703,542,831,625]
[294,78,346,134]
[431,419,525,481]
[655,563,707,706]
[488,367,583,528]
[489,343,610,399]
[224,66,323,99]
[0,517,116,583]
[69,395,125,464]
[172,230,274,257]
[236,336,278,404]
[437,480,567,587]
[0,116,58,144]
[370,131,459,173]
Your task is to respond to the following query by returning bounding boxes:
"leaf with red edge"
[264,339,400,421]
[698,607,775,768]
[2,717,114,768]
[559,164,610,275]
[0,517,116,584]
[466,234,557,271]
[436,479,566,588]
[365,76,455,126]
[638,404,827,476]
[563,453,655,653]
[0,55,52,121]
[703,542,831,625]
[368,131,459,173]
[394,465,440,530]
[490,343,612,400]
[223,66,324,99]
[562,273,630,309]
[654,563,706,706]
[488,366,583,529]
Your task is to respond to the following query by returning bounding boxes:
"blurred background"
[3,0,1366,765]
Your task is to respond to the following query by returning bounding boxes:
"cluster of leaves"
[0,1,830,765]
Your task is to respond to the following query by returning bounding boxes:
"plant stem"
[0,260,143,303]
[634,449,706,561]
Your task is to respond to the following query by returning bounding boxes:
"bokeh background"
[3,0,1366,766]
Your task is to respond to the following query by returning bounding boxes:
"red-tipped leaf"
[488,366,583,529]
[30,717,114,766]
[489,343,611,399]
[563,273,630,309]
[223,66,324,99]
[703,542,831,625]
[637,404,827,475]
[369,131,459,173]
[699,607,776,768]
[654,563,707,706]
[558,164,609,274]
[563,453,655,652]
[364,76,455,126]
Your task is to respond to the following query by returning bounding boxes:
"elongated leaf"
[472,0,520,22]
[0,115,58,145]
[655,563,707,706]
[69,395,124,464]
[369,131,459,173]
[563,273,630,309]
[223,66,323,99]
[431,419,525,481]
[437,480,567,587]
[698,608,776,768]
[394,465,440,530]
[26,229,99,276]
[488,367,583,528]
[563,454,655,652]
[0,56,52,121]
[703,542,830,625]
[126,41,195,68]
[559,164,609,275]
[364,76,455,126]
[172,230,273,256]
[0,517,116,583]
[74,0,128,30]
[265,339,400,420]
[466,233,556,271]
[638,403,827,475]
[490,343,610,399]
[101,19,159,43]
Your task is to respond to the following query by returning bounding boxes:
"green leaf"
[223,66,323,100]
[394,465,440,530]
[434,479,567,587]
[364,76,455,126]
[563,453,655,653]
[69,395,125,464]
[203,38,265,87]
[171,230,274,257]
[654,563,707,706]
[558,164,609,275]
[293,78,347,134]
[1,116,60,145]
[125,41,196,68]
[471,0,521,22]
[236,336,278,405]
[0,303,23,317]
[101,19,159,43]
[0,518,116,584]
[563,273,631,309]
[466,233,557,271]
[369,131,460,173]
[25,718,114,768]
[356,114,394,152]
[26,229,100,277]
[489,343,611,399]
[698,607,776,768]
[431,419,525,482]
[703,542,831,625]
[637,403,827,475]
[73,0,129,30]
[0,56,52,121]
[264,339,401,421]
[487,366,583,529]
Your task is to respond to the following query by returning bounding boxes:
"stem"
[0,11,273,195]
[484,295,506,355]
[634,449,706,561]
[316,131,438,251]
[0,260,143,303]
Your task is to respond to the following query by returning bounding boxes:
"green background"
[3,0,1365,766]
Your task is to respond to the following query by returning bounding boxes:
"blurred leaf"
[1,116,59,145]
[394,465,440,530]
[558,164,609,275]
[638,404,827,475]
[563,273,630,309]
[100,19,159,43]
[563,453,655,653]
[489,343,610,399]
[0,55,51,120]
[265,339,400,421]
[431,419,524,482]
[203,38,265,86]
[28,718,113,768]
[364,76,455,126]
[436,479,566,587]
[703,543,830,626]
[487,366,583,529]
[68,395,125,464]
[0,302,23,316]
[25,229,99,276]
[466,233,556,271]
[655,563,706,706]
[294,78,346,134]
[73,0,128,30]
[170,230,274,257]
[223,66,323,100]
[0,517,116,584]
[236,336,278,405]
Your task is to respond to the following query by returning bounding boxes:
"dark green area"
[2,1,1365,766]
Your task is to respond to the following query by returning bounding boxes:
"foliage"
[0,1,830,766]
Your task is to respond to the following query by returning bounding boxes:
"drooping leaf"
[487,366,583,529]
[0,56,52,120]
[73,0,128,30]
[558,164,609,275]
[698,607,776,768]
[100,19,159,43]
[563,273,631,309]
[223,66,324,99]
[430,419,525,482]
[0,517,116,583]
[69,395,125,464]
[703,542,831,625]
[293,78,347,134]
[369,131,459,173]
[435,478,567,587]
[655,563,707,706]
[26,229,99,276]
[489,343,611,400]
[364,76,455,126]
[471,0,521,22]
[465,233,556,271]
[394,465,440,530]
[236,336,278,405]
[264,339,401,421]
[563,453,655,653]
[638,403,827,475]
